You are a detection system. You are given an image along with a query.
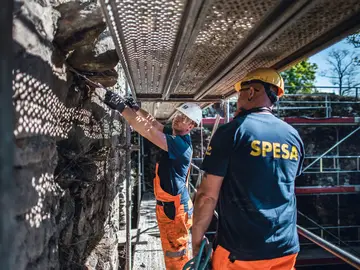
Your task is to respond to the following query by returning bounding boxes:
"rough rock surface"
[67,30,119,72]
[12,0,128,269]
[54,1,106,52]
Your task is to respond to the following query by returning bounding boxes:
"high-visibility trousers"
[156,203,192,270]
[212,245,298,270]
[154,164,193,270]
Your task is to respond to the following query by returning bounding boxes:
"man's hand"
[124,96,140,112]
[193,236,210,258]
[104,91,126,113]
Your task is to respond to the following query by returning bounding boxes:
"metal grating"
[100,0,187,95]
[141,101,183,120]
[100,0,360,119]
[208,0,360,97]
[170,0,278,95]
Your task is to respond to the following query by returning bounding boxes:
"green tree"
[281,59,318,94]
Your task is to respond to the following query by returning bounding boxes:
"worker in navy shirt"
[192,68,304,270]
[103,92,202,270]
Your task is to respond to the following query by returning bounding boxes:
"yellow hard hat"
[234,68,284,97]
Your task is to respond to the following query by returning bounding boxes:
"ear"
[249,86,256,98]
[247,86,255,101]
[188,122,195,131]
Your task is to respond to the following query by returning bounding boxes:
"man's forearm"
[121,107,168,151]
[192,192,217,256]
[136,108,164,131]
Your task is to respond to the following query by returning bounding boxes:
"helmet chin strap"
[263,82,279,103]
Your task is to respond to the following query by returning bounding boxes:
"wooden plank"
[133,192,165,269]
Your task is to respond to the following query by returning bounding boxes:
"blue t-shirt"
[202,113,304,260]
[157,126,193,209]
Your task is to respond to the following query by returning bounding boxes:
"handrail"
[297,225,360,269]
[303,126,360,172]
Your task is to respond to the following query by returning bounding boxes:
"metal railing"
[297,226,360,269]
[302,126,360,173]
[223,91,360,119]
[303,155,360,173]
[276,94,360,118]
[299,225,360,246]
[283,86,360,98]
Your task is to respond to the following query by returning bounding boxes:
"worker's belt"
[228,250,253,263]
[213,244,244,263]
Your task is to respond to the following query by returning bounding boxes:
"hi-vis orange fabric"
[212,245,297,270]
[154,163,193,270]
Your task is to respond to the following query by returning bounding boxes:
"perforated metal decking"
[100,0,360,119]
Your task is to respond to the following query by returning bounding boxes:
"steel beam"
[295,185,360,195]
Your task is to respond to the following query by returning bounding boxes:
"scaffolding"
[5,0,360,268]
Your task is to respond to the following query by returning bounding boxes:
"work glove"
[124,96,140,112]
[104,90,126,113]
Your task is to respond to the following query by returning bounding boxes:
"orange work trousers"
[212,245,298,270]
[154,164,193,270]
[156,204,192,270]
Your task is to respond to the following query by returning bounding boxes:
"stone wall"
[12,1,127,269]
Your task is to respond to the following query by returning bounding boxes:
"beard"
[172,128,182,135]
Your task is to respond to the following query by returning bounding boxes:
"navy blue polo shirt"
[202,113,304,260]
[157,126,193,209]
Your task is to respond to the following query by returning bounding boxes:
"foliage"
[281,60,318,94]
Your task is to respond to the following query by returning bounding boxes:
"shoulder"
[273,117,304,147]
[215,120,241,137]
[278,118,303,139]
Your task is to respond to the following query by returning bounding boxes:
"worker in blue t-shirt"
[103,92,202,270]
[192,68,305,270]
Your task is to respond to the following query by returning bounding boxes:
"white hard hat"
[176,102,202,126]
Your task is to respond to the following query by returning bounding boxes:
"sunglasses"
[174,112,191,122]
[234,81,262,92]
[236,86,261,92]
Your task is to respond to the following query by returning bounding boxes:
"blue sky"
[308,37,357,86]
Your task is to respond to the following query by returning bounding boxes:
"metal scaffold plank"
[133,192,165,270]
[99,0,360,120]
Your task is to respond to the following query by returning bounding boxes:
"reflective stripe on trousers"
[154,163,193,270]
[212,245,298,270]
